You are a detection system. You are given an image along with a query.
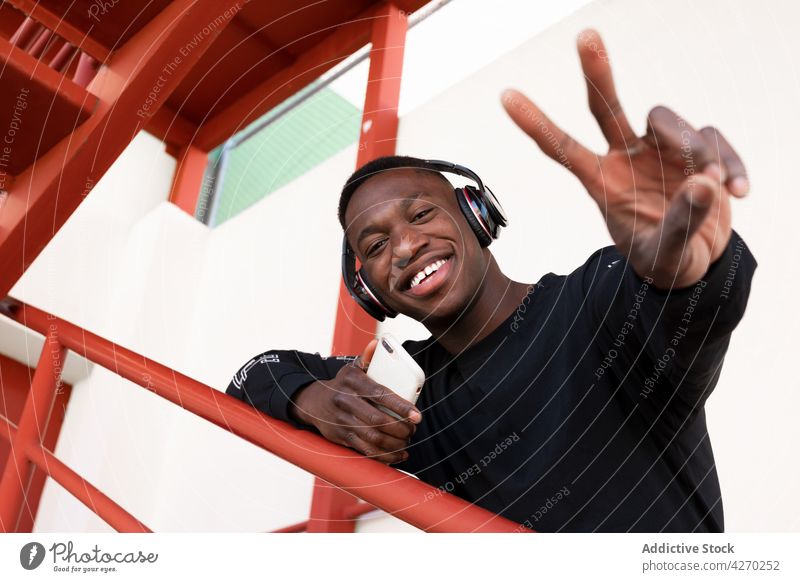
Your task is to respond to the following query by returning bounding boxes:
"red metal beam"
[168,144,208,216]
[143,106,198,156]
[272,502,377,533]
[0,414,151,532]
[24,438,151,532]
[307,480,359,533]
[5,301,531,533]
[272,521,307,533]
[0,337,63,531]
[343,502,379,519]
[331,1,408,357]
[0,36,97,182]
[9,16,40,48]
[6,0,110,62]
[309,1,410,533]
[71,52,98,87]
[193,5,381,151]
[0,0,240,299]
[0,352,73,532]
[49,42,78,73]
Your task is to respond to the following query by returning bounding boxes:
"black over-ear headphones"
[341,160,509,321]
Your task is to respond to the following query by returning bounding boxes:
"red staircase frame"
[0,0,241,298]
[0,301,530,533]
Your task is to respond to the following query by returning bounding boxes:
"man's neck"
[427,257,533,356]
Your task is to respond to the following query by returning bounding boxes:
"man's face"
[344,168,489,323]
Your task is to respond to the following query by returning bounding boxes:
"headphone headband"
[421,160,509,228]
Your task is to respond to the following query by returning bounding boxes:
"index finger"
[501,88,599,188]
[339,395,417,439]
[350,372,422,423]
[576,29,638,149]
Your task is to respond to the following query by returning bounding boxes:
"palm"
[502,30,748,289]
[593,145,731,282]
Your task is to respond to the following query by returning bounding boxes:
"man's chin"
[392,294,465,325]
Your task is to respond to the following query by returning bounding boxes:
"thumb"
[661,170,719,253]
[361,338,378,368]
[352,338,378,371]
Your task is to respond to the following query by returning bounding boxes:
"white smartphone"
[366,333,426,420]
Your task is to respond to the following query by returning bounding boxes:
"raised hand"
[501,29,749,289]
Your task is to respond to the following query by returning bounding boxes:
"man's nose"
[387,229,428,293]
[391,230,427,268]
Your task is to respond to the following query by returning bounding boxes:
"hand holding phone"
[366,333,425,420]
[289,336,422,465]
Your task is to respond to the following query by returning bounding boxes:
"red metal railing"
[7,16,99,87]
[0,300,531,533]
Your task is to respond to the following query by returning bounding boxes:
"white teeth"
[409,257,449,289]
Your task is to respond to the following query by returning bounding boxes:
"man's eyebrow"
[355,191,429,246]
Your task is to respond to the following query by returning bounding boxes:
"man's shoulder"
[542,244,624,294]
[574,244,625,273]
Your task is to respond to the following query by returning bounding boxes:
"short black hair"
[338,155,451,230]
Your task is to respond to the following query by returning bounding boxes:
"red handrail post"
[0,333,65,532]
[307,481,360,533]
[308,1,410,533]
[9,17,39,48]
[168,144,208,216]
[72,52,98,88]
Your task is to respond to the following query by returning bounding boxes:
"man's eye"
[367,239,386,256]
[413,209,432,222]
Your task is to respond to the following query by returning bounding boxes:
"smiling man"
[225,30,756,532]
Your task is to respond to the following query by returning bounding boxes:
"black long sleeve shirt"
[226,232,756,532]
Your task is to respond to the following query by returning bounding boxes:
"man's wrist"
[288,381,318,426]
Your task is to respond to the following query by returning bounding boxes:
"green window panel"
[203,87,361,226]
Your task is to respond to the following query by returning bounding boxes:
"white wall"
[4,0,797,532]
[13,132,351,532]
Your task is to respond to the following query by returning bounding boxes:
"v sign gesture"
[501,29,749,290]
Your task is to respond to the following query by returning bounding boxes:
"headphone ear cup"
[456,186,493,247]
[342,237,396,321]
[356,267,398,321]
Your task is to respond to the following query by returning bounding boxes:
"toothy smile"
[407,255,453,291]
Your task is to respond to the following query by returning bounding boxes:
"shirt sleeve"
[225,349,357,430]
[584,230,757,413]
